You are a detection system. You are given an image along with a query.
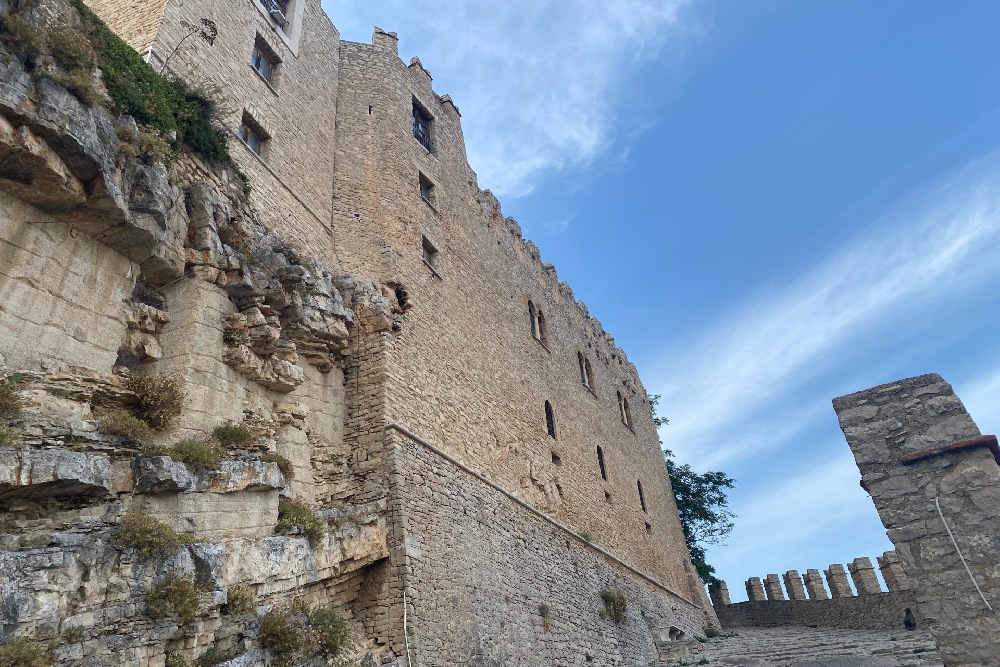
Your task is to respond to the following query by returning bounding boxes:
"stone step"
[652,626,943,667]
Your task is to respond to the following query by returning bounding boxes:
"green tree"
[649,394,735,584]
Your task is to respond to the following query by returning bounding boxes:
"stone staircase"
[654,626,943,667]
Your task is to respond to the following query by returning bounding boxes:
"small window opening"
[419,172,435,204]
[251,37,279,85]
[239,114,268,157]
[412,99,433,151]
[528,301,537,337]
[421,236,438,269]
[596,446,607,481]
[585,358,594,388]
[645,521,653,534]
[368,105,373,115]
[551,452,561,466]
[604,491,612,505]
[578,352,588,387]
[536,310,548,345]
[637,480,647,513]
[258,0,290,30]
[618,392,633,429]
[544,401,556,439]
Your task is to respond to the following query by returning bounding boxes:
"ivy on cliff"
[69,0,244,184]
[649,394,736,585]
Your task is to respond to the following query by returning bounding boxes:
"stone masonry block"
[764,574,786,601]
[783,570,807,600]
[824,564,854,599]
[848,557,882,596]
[804,569,830,600]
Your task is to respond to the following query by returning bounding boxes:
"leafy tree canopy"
[649,394,735,585]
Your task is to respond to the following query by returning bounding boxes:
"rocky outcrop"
[134,457,286,495]
[0,449,112,499]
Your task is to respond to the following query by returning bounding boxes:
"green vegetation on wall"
[70,0,231,162]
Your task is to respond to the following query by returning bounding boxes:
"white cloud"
[327,0,698,197]
[651,152,1000,467]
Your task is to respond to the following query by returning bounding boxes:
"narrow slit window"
[528,301,538,337]
[618,392,633,429]
[596,446,607,481]
[637,480,647,513]
[544,401,556,439]
[584,358,594,389]
[578,352,588,387]
[537,310,547,345]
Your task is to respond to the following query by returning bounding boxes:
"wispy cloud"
[328,0,698,197]
[709,448,892,599]
[958,362,1000,438]
[650,152,1000,468]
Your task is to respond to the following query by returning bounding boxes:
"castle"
[0,0,718,664]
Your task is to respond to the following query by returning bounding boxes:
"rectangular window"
[239,114,269,158]
[240,124,263,155]
[259,0,289,30]
[419,172,434,204]
[412,99,433,151]
[251,38,279,85]
[421,236,438,268]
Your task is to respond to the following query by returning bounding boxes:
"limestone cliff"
[0,2,400,664]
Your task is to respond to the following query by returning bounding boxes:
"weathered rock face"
[0,449,112,499]
[0,6,389,657]
[134,457,285,495]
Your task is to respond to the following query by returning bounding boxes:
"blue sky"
[326,0,1000,598]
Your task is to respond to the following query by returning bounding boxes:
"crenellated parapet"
[712,552,920,632]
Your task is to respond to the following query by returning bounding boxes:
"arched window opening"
[544,401,556,438]
[528,301,537,337]
[637,480,647,513]
[596,446,607,481]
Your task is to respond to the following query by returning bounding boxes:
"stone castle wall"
[711,553,920,632]
[0,0,719,663]
[131,0,342,254]
[370,427,712,665]
[83,0,702,601]
[331,30,700,596]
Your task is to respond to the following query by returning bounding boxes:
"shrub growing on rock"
[212,421,258,448]
[260,453,293,479]
[111,511,192,556]
[146,574,202,625]
[193,647,237,667]
[600,589,627,625]
[225,585,255,614]
[0,638,54,667]
[126,374,185,430]
[259,603,349,667]
[309,608,349,658]
[97,409,154,444]
[0,374,25,418]
[275,498,324,546]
